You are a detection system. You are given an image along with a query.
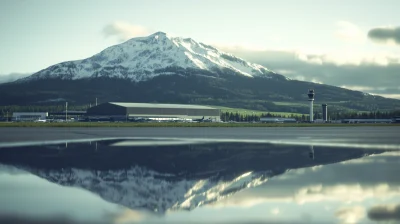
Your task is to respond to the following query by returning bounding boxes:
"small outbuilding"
[12,112,48,121]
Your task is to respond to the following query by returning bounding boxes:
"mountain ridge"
[20,31,284,83]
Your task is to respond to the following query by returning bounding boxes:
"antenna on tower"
[96,98,97,106]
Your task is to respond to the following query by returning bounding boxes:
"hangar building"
[86,102,221,121]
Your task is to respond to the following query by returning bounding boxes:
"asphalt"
[0,126,399,148]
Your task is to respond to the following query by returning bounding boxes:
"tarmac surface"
[0,126,399,148]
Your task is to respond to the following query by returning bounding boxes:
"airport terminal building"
[86,102,221,121]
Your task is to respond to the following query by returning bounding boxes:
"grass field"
[272,102,307,107]
[0,122,397,128]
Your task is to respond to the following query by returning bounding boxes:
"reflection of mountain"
[0,139,380,213]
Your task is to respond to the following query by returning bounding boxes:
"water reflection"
[0,139,399,224]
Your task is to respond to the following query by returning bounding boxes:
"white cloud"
[335,21,366,43]
[214,42,400,99]
[374,93,400,100]
[102,21,152,41]
[213,183,400,210]
[274,69,296,75]
[212,42,270,52]
[339,86,400,99]
[217,42,400,67]
[295,50,400,66]
[335,206,365,224]
[310,78,323,84]
[340,85,375,92]
[294,184,400,204]
[0,73,31,83]
[271,208,280,215]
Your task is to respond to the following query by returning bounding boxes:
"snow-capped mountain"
[4,32,397,110]
[28,166,270,213]
[23,32,282,82]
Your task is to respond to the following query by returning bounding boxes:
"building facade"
[86,102,221,122]
[12,112,48,121]
[260,117,297,123]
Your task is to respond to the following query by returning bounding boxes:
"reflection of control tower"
[307,89,315,122]
[309,145,315,160]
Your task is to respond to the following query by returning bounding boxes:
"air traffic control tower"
[307,89,315,122]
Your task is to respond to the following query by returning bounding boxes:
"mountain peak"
[22,32,283,82]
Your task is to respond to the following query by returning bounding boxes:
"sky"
[1,0,399,98]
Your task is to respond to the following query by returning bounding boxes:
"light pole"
[65,102,68,121]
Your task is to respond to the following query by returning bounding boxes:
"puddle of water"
[0,138,399,224]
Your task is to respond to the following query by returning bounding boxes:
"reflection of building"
[12,112,48,121]
[260,117,297,123]
[309,145,314,160]
[86,102,220,122]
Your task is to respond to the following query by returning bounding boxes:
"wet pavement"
[1,126,400,148]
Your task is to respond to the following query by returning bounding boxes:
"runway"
[1,126,399,148]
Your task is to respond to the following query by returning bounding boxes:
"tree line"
[220,110,400,122]
[0,105,89,117]
[1,105,399,121]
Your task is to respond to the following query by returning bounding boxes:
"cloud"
[217,151,400,209]
[215,183,400,209]
[0,73,31,83]
[295,51,400,66]
[335,206,365,224]
[216,47,400,99]
[110,209,146,224]
[376,93,400,100]
[294,184,399,204]
[368,27,400,45]
[212,42,270,52]
[335,21,366,43]
[216,43,400,67]
[367,204,400,221]
[271,208,280,215]
[102,22,152,41]
[340,85,375,92]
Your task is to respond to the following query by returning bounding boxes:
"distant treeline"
[0,105,89,116]
[1,105,400,122]
[218,110,400,122]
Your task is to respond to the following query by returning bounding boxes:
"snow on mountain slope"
[23,32,283,82]
[28,166,270,213]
